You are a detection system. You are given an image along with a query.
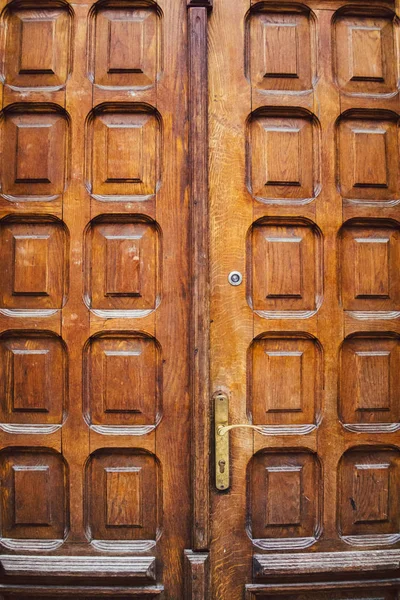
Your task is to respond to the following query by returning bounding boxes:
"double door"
[0,0,400,598]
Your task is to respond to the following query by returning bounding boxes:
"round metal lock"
[228,271,243,286]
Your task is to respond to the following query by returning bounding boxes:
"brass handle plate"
[214,391,263,491]
[214,392,229,491]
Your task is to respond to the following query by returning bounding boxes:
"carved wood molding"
[254,550,400,578]
[246,579,400,599]
[184,551,210,600]
[0,584,163,597]
[0,555,156,580]
[187,0,212,553]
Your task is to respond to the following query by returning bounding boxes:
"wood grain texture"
[210,0,400,596]
[1,0,400,595]
[246,581,399,599]
[254,549,400,577]
[0,0,191,596]
[209,0,254,597]
[188,2,211,551]
[0,586,163,597]
[0,555,156,579]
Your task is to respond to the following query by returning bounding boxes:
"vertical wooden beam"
[188,0,212,553]
[184,550,210,600]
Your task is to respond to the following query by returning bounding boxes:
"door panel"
[210,0,400,596]
[0,0,189,597]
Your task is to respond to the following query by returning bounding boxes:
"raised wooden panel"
[88,106,160,200]
[1,106,69,201]
[106,467,142,527]
[85,217,160,317]
[2,3,72,89]
[249,219,322,318]
[340,335,400,430]
[247,6,315,92]
[248,110,319,203]
[334,8,398,95]
[339,447,400,544]
[0,331,66,426]
[14,466,50,525]
[249,335,321,431]
[248,450,321,549]
[84,332,161,432]
[338,113,399,203]
[90,3,160,89]
[0,448,68,541]
[340,222,400,314]
[0,217,68,312]
[86,450,160,544]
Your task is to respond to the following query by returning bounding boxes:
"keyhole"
[218,459,226,474]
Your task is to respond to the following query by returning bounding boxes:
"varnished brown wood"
[1,0,400,597]
[209,0,253,597]
[188,0,211,551]
[246,581,400,600]
[0,0,191,597]
[209,0,400,597]
[253,550,400,577]
[0,585,164,597]
[184,550,209,600]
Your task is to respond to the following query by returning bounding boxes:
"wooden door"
[209,0,400,598]
[1,0,400,598]
[0,0,190,597]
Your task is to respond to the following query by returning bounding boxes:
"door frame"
[185,1,212,596]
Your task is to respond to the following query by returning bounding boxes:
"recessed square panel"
[86,450,160,542]
[247,7,314,91]
[249,336,320,429]
[1,107,69,201]
[339,448,400,541]
[339,336,400,429]
[340,222,400,313]
[90,5,160,89]
[85,333,161,429]
[0,332,66,426]
[0,449,67,540]
[248,220,322,318]
[334,10,398,95]
[88,107,160,200]
[85,217,160,316]
[0,217,69,312]
[338,114,399,203]
[249,451,320,547]
[248,111,319,203]
[2,4,72,89]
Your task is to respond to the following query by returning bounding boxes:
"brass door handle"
[217,423,264,436]
[214,392,263,491]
